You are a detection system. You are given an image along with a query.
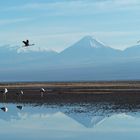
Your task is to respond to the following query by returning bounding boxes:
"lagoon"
[0,101,140,140]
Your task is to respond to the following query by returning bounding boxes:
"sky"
[0,0,140,52]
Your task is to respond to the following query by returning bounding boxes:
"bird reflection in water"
[0,88,8,112]
[1,106,8,112]
[16,105,23,110]
[16,90,24,111]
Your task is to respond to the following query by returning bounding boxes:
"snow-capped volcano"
[56,36,121,66]
[60,35,119,54]
[71,35,108,49]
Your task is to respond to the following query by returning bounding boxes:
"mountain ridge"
[0,35,140,81]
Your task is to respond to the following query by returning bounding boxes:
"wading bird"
[1,88,8,101]
[16,90,24,96]
[40,88,46,97]
[22,40,35,47]
[16,90,24,101]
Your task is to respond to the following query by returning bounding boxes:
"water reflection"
[1,106,8,112]
[16,105,23,110]
[0,102,140,140]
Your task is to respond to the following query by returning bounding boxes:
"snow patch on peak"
[0,44,56,54]
[75,35,108,49]
[17,46,55,53]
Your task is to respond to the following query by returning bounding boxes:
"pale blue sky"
[0,0,140,52]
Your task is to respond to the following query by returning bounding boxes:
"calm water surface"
[0,102,140,140]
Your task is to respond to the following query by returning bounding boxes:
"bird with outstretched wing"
[22,40,34,47]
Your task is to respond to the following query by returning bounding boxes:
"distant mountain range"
[0,36,140,81]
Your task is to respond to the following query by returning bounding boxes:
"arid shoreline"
[1,81,140,92]
[1,81,140,87]
[0,81,140,104]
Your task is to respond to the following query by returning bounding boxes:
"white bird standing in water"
[4,88,8,94]
[2,88,8,101]
[40,88,46,97]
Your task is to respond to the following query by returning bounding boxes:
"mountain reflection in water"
[0,101,140,140]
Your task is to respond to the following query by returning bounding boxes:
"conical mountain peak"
[73,36,107,49]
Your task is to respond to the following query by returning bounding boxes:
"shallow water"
[0,102,140,140]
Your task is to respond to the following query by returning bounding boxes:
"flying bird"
[22,40,35,47]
